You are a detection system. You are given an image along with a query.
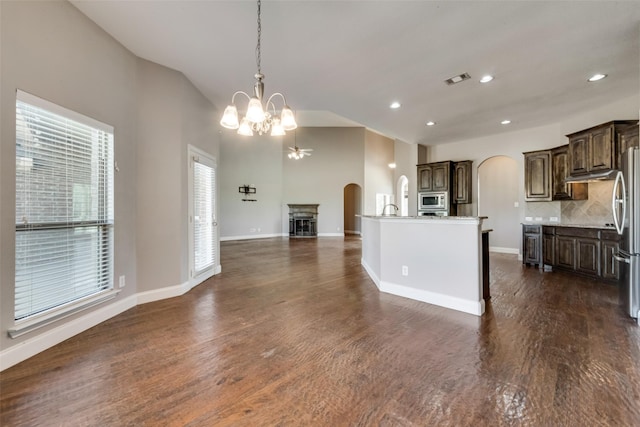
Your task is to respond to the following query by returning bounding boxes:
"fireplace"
[288,204,319,238]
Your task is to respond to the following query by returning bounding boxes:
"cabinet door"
[617,125,639,170]
[601,240,620,281]
[418,166,433,191]
[453,161,472,204]
[524,151,551,201]
[432,163,449,191]
[551,146,588,201]
[543,234,555,265]
[555,236,576,269]
[568,133,589,175]
[589,125,613,172]
[524,233,541,265]
[576,238,600,276]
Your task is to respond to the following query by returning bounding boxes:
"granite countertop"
[522,222,615,230]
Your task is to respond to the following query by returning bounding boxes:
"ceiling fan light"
[280,106,297,131]
[270,118,285,136]
[220,105,240,129]
[246,97,265,122]
[237,118,254,136]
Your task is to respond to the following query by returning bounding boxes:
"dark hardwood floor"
[2,236,640,426]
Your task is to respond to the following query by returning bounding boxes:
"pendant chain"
[256,0,262,75]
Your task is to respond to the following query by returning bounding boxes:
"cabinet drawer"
[523,225,541,234]
[543,226,555,235]
[555,227,599,239]
[601,230,621,241]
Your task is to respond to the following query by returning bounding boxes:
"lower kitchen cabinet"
[555,235,576,270]
[576,237,600,276]
[522,225,542,267]
[601,230,621,281]
[525,225,621,282]
[542,228,555,266]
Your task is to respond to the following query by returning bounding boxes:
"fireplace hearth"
[288,204,319,238]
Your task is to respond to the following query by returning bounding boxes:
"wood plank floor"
[2,236,640,426]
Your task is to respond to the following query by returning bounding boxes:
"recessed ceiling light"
[390,101,401,109]
[480,75,494,83]
[426,121,436,126]
[588,73,607,82]
[501,120,511,125]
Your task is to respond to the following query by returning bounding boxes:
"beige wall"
[364,130,395,215]
[0,0,218,365]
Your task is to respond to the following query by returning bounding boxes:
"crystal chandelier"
[219,0,297,136]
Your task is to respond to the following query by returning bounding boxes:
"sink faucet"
[381,203,399,216]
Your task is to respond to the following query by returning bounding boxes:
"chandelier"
[219,0,297,136]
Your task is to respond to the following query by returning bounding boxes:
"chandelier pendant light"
[220,0,297,136]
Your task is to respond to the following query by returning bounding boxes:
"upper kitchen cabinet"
[617,123,639,169]
[524,149,551,201]
[567,121,636,176]
[417,161,452,192]
[453,160,473,204]
[551,145,587,201]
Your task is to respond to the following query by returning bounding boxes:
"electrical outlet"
[514,201,519,208]
[402,265,409,276]
[257,227,261,232]
[119,275,126,288]
[535,217,543,221]
[550,216,559,222]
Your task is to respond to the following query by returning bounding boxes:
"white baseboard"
[361,258,483,316]
[318,233,345,237]
[220,233,284,241]
[490,246,519,254]
[0,266,224,371]
[0,294,137,371]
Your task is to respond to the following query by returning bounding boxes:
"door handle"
[613,254,630,264]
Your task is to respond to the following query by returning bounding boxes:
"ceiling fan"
[287,145,313,160]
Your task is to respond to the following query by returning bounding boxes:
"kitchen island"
[361,215,486,316]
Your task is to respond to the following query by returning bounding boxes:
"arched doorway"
[344,183,362,235]
[478,156,520,253]
[397,175,409,216]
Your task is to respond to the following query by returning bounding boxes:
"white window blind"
[193,157,216,275]
[15,90,114,322]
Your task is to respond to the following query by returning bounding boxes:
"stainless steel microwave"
[418,191,448,211]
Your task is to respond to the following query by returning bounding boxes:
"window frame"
[10,90,117,338]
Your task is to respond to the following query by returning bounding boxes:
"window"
[14,90,114,327]
[188,145,217,285]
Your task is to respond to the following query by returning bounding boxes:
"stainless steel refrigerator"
[613,146,640,322]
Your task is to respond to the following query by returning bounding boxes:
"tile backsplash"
[561,181,614,225]
[525,181,614,225]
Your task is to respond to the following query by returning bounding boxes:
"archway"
[478,156,520,253]
[343,183,362,235]
[397,175,409,216]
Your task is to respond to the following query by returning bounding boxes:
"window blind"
[15,90,114,322]
[193,158,215,275]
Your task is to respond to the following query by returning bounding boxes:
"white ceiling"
[70,0,640,145]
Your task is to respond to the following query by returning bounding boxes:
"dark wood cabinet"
[532,226,621,282]
[453,160,472,204]
[522,225,542,267]
[601,230,622,281]
[555,235,576,270]
[576,237,600,276]
[617,124,639,170]
[417,165,433,191]
[567,121,636,176]
[568,132,590,176]
[417,161,452,192]
[551,145,588,201]
[542,227,555,266]
[524,150,551,201]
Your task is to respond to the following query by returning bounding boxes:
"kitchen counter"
[521,222,615,230]
[361,215,486,316]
